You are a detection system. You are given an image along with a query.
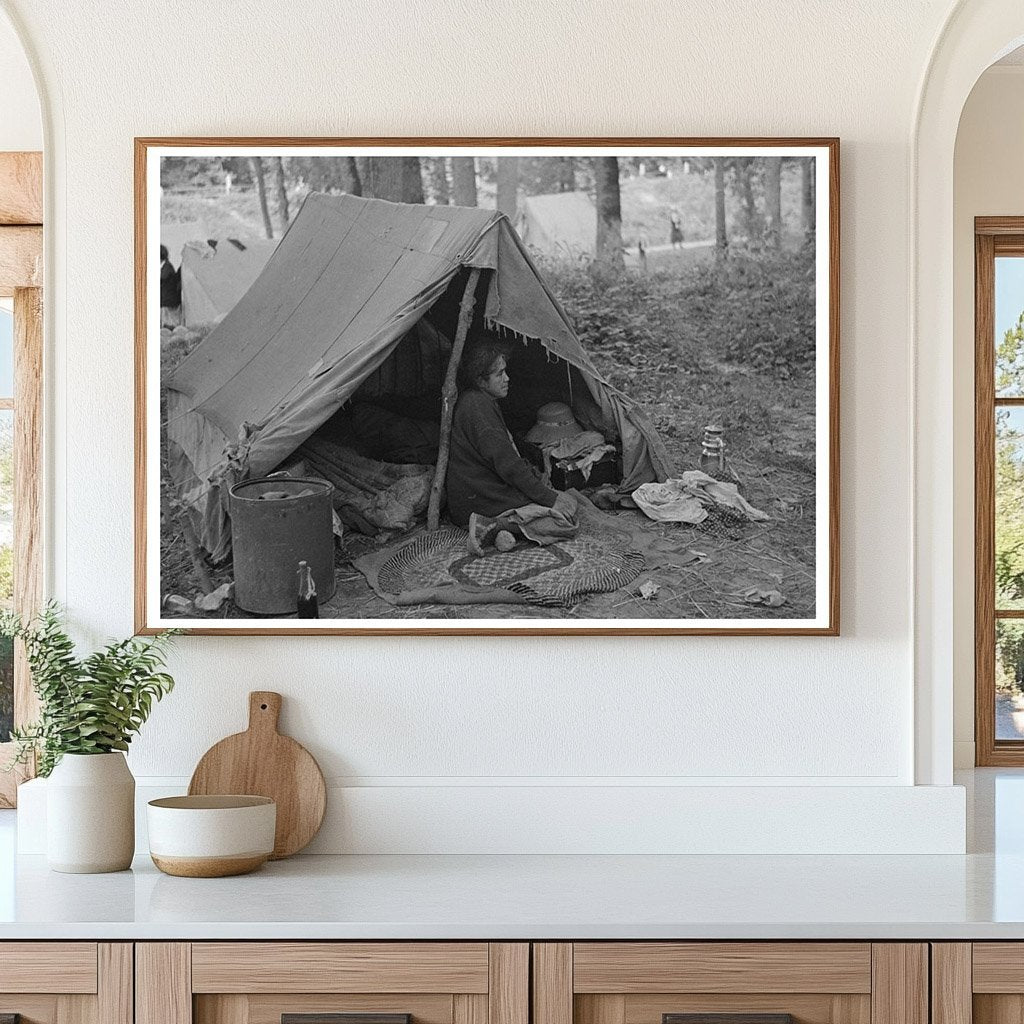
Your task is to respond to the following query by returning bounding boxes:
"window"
[975,219,1024,764]
[0,304,13,746]
[0,151,43,806]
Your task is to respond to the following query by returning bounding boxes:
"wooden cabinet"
[136,944,528,1024]
[532,944,928,1024]
[0,943,132,1024]
[932,943,1024,1024]
[0,938,942,1024]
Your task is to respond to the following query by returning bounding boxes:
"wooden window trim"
[975,218,1024,764]
[0,152,43,807]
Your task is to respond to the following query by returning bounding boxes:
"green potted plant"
[2,603,178,873]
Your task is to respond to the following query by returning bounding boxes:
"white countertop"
[0,849,1020,940]
[0,769,1021,941]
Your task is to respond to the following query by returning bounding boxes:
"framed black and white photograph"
[135,138,838,635]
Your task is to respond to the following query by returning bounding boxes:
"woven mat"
[354,496,645,608]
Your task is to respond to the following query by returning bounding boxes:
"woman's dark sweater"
[445,388,558,528]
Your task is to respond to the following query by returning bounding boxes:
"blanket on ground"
[353,493,644,608]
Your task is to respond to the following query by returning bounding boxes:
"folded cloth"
[543,430,607,459]
[556,443,617,482]
[499,503,580,545]
[632,471,769,525]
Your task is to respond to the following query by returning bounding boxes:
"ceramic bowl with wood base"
[147,795,276,877]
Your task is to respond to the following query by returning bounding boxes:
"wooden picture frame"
[136,138,839,636]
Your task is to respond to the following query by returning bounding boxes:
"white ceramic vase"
[46,752,135,873]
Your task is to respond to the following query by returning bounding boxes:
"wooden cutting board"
[188,691,326,859]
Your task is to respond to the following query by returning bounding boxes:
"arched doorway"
[914,1,1024,784]
[0,6,44,807]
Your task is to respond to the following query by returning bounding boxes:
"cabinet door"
[137,943,528,1024]
[943,943,1024,1024]
[0,943,131,1024]
[533,944,927,1024]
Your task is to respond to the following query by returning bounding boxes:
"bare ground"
[160,370,816,623]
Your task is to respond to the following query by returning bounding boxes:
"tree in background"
[0,412,12,741]
[451,157,478,207]
[996,312,1024,631]
[556,156,576,192]
[997,620,1024,691]
[357,157,425,204]
[401,158,426,204]
[249,156,274,239]
[339,156,362,196]
[425,158,450,205]
[730,158,762,241]
[997,310,1024,395]
[160,157,229,189]
[765,158,782,249]
[714,157,728,258]
[286,156,360,195]
[802,157,816,242]
[496,157,519,218]
[513,156,579,196]
[273,157,290,233]
[594,157,623,265]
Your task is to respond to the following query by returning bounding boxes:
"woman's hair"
[459,336,510,390]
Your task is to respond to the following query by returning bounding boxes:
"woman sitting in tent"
[447,338,579,555]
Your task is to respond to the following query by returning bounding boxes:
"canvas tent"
[180,238,278,325]
[160,222,204,266]
[165,192,672,562]
[514,191,596,258]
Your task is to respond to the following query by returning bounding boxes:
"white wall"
[0,0,972,852]
[952,66,1024,767]
[0,8,39,152]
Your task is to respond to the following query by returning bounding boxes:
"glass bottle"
[296,561,319,619]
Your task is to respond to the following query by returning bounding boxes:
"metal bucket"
[228,477,336,615]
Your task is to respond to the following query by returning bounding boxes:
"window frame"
[0,152,43,807]
[975,217,1024,765]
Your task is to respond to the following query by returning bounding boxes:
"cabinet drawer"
[0,943,130,1024]
[572,944,872,994]
[139,942,528,1024]
[534,944,926,1024]
[0,942,98,994]
[191,943,490,993]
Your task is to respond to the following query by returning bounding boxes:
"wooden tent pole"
[428,266,481,530]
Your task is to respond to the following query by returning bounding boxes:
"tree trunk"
[765,157,781,249]
[496,156,519,218]
[737,158,758,240]
[306,158,326,193]
[273,157,290,233]
[801,156,816,242]
[249,156,274,239]
[594,157,623,265]
[359,157,424,203]
[340,156,361,195]
[426,157,450,205]
[714,157,728,258]
[402,157,425,204]
[451,157,478,207]
[558,156,576,192]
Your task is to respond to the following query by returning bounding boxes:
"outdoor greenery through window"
[0,306,14,743]
[993,257,1024,739]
